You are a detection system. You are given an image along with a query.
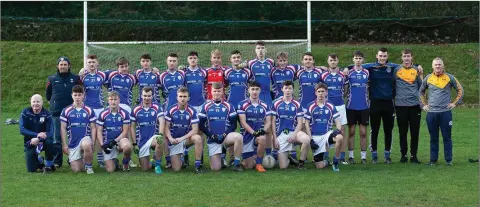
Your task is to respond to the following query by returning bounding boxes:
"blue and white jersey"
[237,99,272,143]
[198,101,237,143]
[296,67,323,110]
[346,68,370,110]
[321,71,347,106]
[96,108,130,144]
[164,104,198,140]
[130,103,163,148]
[81,70,107,109]
[60,104,96,148]
[225,67,252,109]
[271,98,303,137]
[271,64,297,99]
[159,70,185,109]
[106,71,137,106]
[135,69,161,104]
[304,101,339,136]
[184,67,207,107]
[248,58,275,105]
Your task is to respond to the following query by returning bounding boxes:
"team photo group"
[20,41,464,174]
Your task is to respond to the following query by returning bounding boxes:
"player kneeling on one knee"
[271,81,311,170]
[165,87,204,173]
[237,81,273,172]
[60,85,97,174]
[199,82,244,172]
[96,91,133,172]
[304,83,344,171]
[130,87,165,173]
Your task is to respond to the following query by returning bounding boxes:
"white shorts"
[335,105,348,125]
[276,132,294,153]
[138,136,154,158]
[207,142,225,157]
[68,136,93,162]
[169,140,186,156]
[242,138,256,154]
[311,131,334,156]
[119,104,132,115]
[93,108,105,119]
[103,146,119,161]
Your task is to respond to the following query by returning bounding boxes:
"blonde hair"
[277,51,288,59]
[211,49,222,57]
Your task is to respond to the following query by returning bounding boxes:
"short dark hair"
[188,51,198,57]
[277,51,288,59]
[255,41,265,46]
[303,52,315,60]
[315,82,328,91]
[72,85,84,94]
[177,86,189,95]
[378,47,388,53]
[353,51,364,58]
[167,53,178,58]
[248,80,261,89]
[87,54,97,60]
[402,49,413,56]
[142,86,153,94]
[231,50,241,55]
[116,57,129,66]
[282,80,294,89]
[212,82,223,89]
[328,53,338,60]
[140,54,152,60]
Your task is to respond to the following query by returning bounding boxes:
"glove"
[109,140,118,148]
[253,129,267,138]
[133,143,139,155]
[102,143,112,154]
[153,134,164,145]
[310,139,319,151]
[178,65,185,70]
[212,133,226,144]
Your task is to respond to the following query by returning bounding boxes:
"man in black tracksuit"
[45,56,82,167]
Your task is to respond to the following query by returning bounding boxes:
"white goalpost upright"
[83,1,88,65]
[307,1,312,52]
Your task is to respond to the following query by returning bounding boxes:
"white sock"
[361,151,367,159]
[348,150,354,158]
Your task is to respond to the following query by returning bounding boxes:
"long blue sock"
[324,151,330,159]
[46,160,53,168]
[97,152,104,162]
[122,157,130,165]
[372,151,378,159]
[333,156,339,165]
[256,156,263,164]
[234,157,241,166]
[165,155,171,164]
[155,159,162,167]
[384,151,391,158]
[290,150,297,159]
[85,163,92,168]
[195,160,201,168]
[340,152,346,160]
[265,148,272,156]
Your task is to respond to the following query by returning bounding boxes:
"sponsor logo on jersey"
[40,117,45,123]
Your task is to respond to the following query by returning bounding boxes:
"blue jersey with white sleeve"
[225,67,251,108]
[184,67,207,107]
[135,69,161,104]
[271,64,297,99]
[304,101,339,136]
[321,71,347,106]
[271,98,303,137]
[106,71,137,106]
[346,68,370,110]
[248,58,275,105]
[60,104,96,148]
[82,70,107,109]
[198,101,237,144]
[130,103,163,148]
[159,70,185,109]
[164,104,199,139]
[296,67,323,110]
[237,99,272,143]
[96,108,130,144]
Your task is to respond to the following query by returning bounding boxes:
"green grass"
[1,42,478,113]
[1,109,479,206]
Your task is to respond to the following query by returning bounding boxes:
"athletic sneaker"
[129,160,138,168]
[98,161,105,168]
[410,157,421,164]
[371,157,378,164]
[255,164,266,172]
[288,155,300,166]
[361,159,367,164]
[332,164,340,172]
[86,167,94,174]
[446,161,453,166]
[228,159,234,168]
[182,161,189,169]
[425,161,436,166]
[155,165,163,174]
[297,163,307,170]
[384,157,392,164]
[221,158,228,169]
[348,157,355,164]
[123,164,130,172]
[43,167,52,174]
[400,156,408,163]
[340,159,349,165]
[232,165,244,172]
[165,162,172,169]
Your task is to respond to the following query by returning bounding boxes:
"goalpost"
[83,1,312,70]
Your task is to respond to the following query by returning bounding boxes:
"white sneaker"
[86,167,94,174]
[129,160,138,168]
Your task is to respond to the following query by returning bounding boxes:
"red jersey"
[205,66,227,100]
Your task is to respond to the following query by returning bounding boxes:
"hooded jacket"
[45,66,82,116]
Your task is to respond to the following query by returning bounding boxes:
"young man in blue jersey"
[184,51,207,113]
[238,81,272,172]
[271,81,311,170]
[20,94,55,173]
[130,87,166,174]
[164,87,204,173]
[198,82,244,172]
[271,52,297,99]
[225,50,252,109]
[106,57,137,115]
[96,91,133,172]
[60,85,96,174]
[81,54,108,168]
[136,54,161,104]
[304,83,344,172]
[319,54,348,164]
[345,51,370,164]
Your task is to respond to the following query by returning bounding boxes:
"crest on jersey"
[222,108,226,112]
[186,114,190,120]
[178,76,181,80]
[386,68,391,73]
[219,73,222,76]
[325,109,329,114]
[286,71,290,75]
[314,74,318,78]
[70,79,74,83]
[118,117,121,121]
[242,74,246,78]
[338,77,342,81]
[97,77,101,82]
[267,65,271,69]
[39,117,45,123]
[126,79,130,83]
[151,111,155,116]
[83,113,87,118]
[262,66,264,69]
[151,76,155,79]
[363,75,367,79]
[260,108,264,113]
[291,106,295,111]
